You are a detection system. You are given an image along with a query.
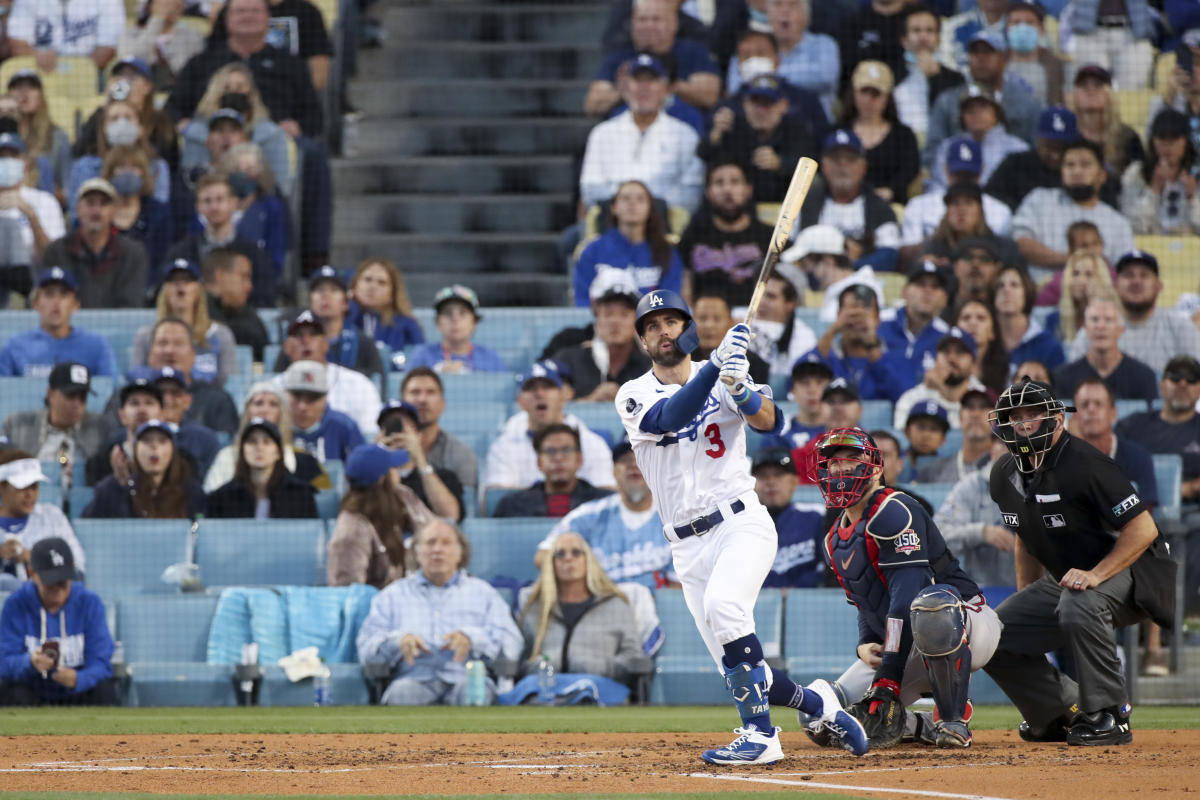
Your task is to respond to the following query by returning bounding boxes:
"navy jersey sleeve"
[866,493,932,568]
[1087,453,1146,531]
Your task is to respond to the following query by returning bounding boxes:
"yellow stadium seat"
[1113,89,1156,137]
[1154,51,1176,91]
[1132,235,1198,307]
[311,0,338,32]
[0,57,101,142]
[880,271,907,307]
[177,16,212,37]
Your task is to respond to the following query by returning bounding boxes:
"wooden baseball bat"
[742,156,818,327]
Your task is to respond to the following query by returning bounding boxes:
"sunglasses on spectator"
[553,548,585,560]
[1164,371,1200,385]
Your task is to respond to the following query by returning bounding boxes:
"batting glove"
[719,352,751,397]
[710,323,753,368]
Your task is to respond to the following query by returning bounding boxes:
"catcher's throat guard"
[810,427,884,508]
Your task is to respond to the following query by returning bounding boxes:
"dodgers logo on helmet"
[650,293,664,307]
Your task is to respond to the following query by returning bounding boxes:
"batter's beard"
[649,341,687,367]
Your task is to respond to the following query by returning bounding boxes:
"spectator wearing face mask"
[0,131,63,272]
[101,144,171,273]
[1003,0,1065,107]
[67,98,169,219]
[213,142,287,280]
[73,59,179,173]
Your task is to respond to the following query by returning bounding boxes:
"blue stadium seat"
[116,594,233,706]
[791,485,824,505]
[1115,399,1148,420]
[768,373,791,400]
[257,663,370,706]
[783,588,860,681]
[1152,454,1182,522]
[224,373,252,409]
[74,309,156,337]
[67,486,94,518]
[483,487,517,517]
[939,429,963,457]
[914,482,954,513]
[257,309,283,344]
[439,400,507,439]
[531,308,593,356]
[565,402,621,444]
[74,519,191,596]
[234,346,253,380]
[860,400,893,430]
[0,375,113,417]
[650,588,785,705]
[194,519,327,587]
[315,489,340,520]
[324,460,346,494]
[462,517,555,585]
[440,372,519,404]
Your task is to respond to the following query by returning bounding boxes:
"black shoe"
[1065,705,1132,746]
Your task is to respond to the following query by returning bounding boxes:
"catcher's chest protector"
[826,490,893,618]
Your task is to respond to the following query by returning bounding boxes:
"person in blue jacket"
[0,267,118,378]
[83,419,205,519]
[0,537,116,705]
[407,284,508,373]
[346,258,425,351]
[573,180,684,306]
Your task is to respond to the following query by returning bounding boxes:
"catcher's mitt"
[848,680,905,748]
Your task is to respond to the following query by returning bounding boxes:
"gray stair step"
[333,155,576,194]
[381,4,608,43]
[403,272,568,308]
[350,79,588,119]
[334,193,574,234]
[358,42,602,80]
[331,232,560,272]
[354,117,593,157]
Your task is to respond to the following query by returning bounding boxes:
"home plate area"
[1,731,1196,797]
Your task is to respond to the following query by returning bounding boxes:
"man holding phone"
[0,538,117,705]
[377,400,464,521]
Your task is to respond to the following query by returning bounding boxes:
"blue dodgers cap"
[0,131,26,154]
[151,365,189,388]
[134,418,177,441]
[241,415,282,447]
[163,258,201,282]
[36,266,78,291]
[346,443,411,488]
[822,128,864,156]
[612,439,633,461]
[791,351,834,381]
[906,400,950,430]
[937,325,978,358]
[627,53,667,78]
[7,69,40,89]
[822,376,860,402]
[518,359,563,390]
[968,28,1007,52]
[945,136,983,175]
[309,264,348,290]
[745,73,785,102]
[1114,249,1159,275]
[1035,106,1078,141]
[113,56,151,80]
[209,108,247,129]
[377,398,420,426]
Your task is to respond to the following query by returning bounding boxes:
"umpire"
[984,378,1174,746]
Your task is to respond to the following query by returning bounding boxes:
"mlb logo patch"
[1002,512,1019,527]
[1042,514,1066,528]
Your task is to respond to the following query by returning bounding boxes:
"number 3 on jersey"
[703,423,725,459]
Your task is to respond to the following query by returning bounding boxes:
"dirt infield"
[2,730,1198,798]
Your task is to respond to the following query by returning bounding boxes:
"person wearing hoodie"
[205,417,318,519]
[0,537,115,705]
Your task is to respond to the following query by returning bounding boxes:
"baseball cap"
[283,360,329,394]
[7,69,41,89]
[791,352,834,382]
[745,73,785,102]
[944,181,984,204]
[822,377,860,402]
[1164,355,1200,383]
[209,108,247,129]
[961,387,994,408]
[76,177,116,204]
[822,129,864,156]
[35,266,77,292]
[945,136,983,176]
[29,537,76,585]
[937,326,978,358]
[0,457,48,490]
[851,60,894,94]
[287,309,326,337]
[612,439,633,461]
[518,360,564,390]
[433,284,481,317]
[628,53,667,79]
[1008,0,1045,19]
[152,365,189,389]
[908,260,951,291]
[1184,28,1200,49]
[967,29,1007,52]
[377,399,420,427]
[1114,249,1159,275]
[346,443,411,489]
[118,376,163,406]
[906,400,950,431]
[112,56,151,80]
[48,362,91,396]
[0,132,26,154]
[241,416,282,448]
[135,418,177,441]
[751,447,795,475]
[959,83,1002,109]
[781,223,846,263]
[1035,106,1078,141]
[955,236,1001,261]
[1074,63,1112,85]
[163,258,201,282]
[309,265,347,291]
[588,269,641,306]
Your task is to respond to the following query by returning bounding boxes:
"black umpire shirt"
[989,431,1146,581]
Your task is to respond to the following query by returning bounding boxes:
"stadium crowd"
[1,0,1199,707]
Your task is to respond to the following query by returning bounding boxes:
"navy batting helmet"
[634,289,699,354]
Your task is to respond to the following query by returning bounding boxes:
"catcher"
[804,428,1003,748]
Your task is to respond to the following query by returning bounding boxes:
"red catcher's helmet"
[807,427,884,508]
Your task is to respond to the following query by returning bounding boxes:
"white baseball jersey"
[615,361,769,536]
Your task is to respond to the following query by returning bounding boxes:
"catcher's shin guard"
[910,584,972,724]
[725,662,773,730]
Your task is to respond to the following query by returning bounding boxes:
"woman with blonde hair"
[75,60,179,171]
[215,142,287,278]
[203,382,327,492]
[1069,65,1144,178]
[102,144,172,270]
[130,260,237,385]
[68,98,169,215]
[5,72,70,200]
[517,532,641,681]
[1051,250,1117,341]
[346,258,425,353]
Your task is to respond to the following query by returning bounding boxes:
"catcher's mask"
[987,378,1073,474]
[808,427,884,509]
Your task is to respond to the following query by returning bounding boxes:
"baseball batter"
[615,289,867,765]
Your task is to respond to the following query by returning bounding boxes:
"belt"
[674,499,745,540]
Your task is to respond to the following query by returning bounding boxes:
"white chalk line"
[0,765,371,774]
[691,772,1017,800]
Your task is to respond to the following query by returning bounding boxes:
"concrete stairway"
[332,0,607,305]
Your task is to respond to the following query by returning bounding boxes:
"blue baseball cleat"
[807,679,869,757]
[701,726,784,765]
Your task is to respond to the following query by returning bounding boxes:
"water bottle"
[465,659,487,706]
[537,655,556,706]
[313,667,332,707]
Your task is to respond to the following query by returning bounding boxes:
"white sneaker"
[807,679,869,756]
[701,726,784,765]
